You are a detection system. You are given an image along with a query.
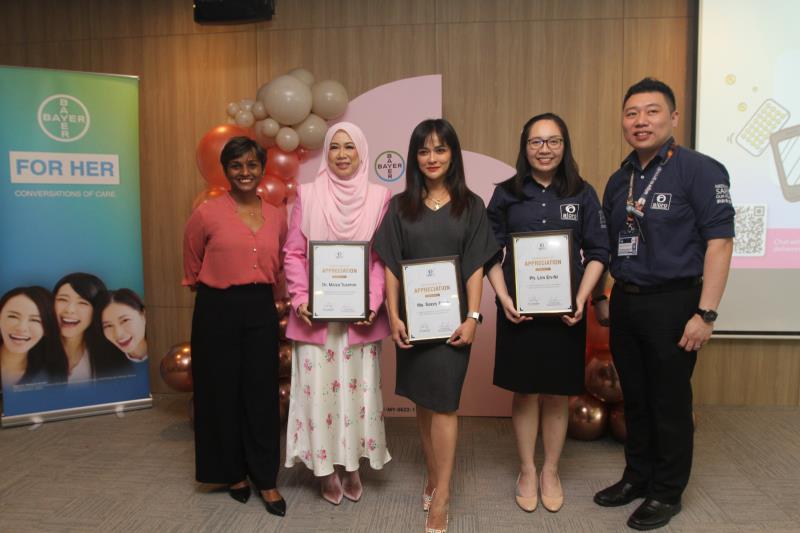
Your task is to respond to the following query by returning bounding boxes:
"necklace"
[426,192,449,211]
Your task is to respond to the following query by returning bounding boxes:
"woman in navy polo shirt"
[487,113,609,513]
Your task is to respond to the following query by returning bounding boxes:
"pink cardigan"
[283,187,392,346]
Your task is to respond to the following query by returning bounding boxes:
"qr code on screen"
[733,204,767,256]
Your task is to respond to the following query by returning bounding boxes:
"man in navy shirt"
[593,78,734,530]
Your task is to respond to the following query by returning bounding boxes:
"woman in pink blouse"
[283,122,392,505]
[183,137,288,516]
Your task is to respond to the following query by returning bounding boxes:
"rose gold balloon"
[585,349,623,403]
[278,377,291,423]
[609,403,626,442]
[160,342,193,392]
[278,341,292,378]
[567,394,608,440]
[275,298,287,316]
[278,316,288,339]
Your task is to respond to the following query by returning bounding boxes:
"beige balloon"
[235,109,255,128]
[295,113,328,150]
[276,127,300,152]
[239,99,255,112]
[226,102,240,118]
[259,75,313,126]
[288,67,314,87]
[260,117,280,137]
[311,80,349,120]
[252,101,268,120]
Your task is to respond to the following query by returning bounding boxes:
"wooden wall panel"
[436,0,623,23]
[2,0,799,405]
[438,19,623,191]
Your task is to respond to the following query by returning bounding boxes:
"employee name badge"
[618,229,639,257]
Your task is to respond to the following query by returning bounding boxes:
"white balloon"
[239,99,255,112]
[235,109,255,128]
[258,75,313,126]
[260,118,280,137]
[252,101,268,120]
[295,113,328,150]
[226,102,240,118]
[288,68,314,87]
[276,127,300,152]
[311,80,349,120]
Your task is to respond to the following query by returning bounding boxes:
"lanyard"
[625,142,677,229]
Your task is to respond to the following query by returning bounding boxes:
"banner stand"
[1,396,152,428]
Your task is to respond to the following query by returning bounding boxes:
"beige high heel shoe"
[424,489,449,533]
[540,470,564,512]
[515,472,538,512]
[422,480,434,511]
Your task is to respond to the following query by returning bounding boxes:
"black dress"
[487,179,609,395]
[374,195,500,412]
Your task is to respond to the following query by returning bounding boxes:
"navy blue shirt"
[602,139,735,286]
[487,177,610,292]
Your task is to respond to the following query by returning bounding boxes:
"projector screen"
[696,0,800,337]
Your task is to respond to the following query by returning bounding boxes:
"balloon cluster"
[567,287,625,441]
[275,296,292,423]
[193,68,349,209]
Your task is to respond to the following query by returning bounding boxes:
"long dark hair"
[499,113,585,199]
[94,289,146,350]
[0,286,68,385]
[397,118,477,221]
[53,273,131,379]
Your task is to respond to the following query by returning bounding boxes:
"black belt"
[617,277,702,295]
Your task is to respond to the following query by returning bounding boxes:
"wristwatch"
[466,311,483,324]
[696,308,718,324]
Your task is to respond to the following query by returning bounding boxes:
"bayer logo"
[37,94,91,142]
[374,151,405,182]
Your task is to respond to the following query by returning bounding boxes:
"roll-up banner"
[0,66,151,427]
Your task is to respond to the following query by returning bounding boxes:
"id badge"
[618,229,639,257]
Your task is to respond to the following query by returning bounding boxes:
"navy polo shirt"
[602,138,735,286]
[487,177,610,291]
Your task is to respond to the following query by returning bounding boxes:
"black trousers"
[191,283,281,490]
[609,283,700,504]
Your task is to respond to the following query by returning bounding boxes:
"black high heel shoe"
[229,484,251,504]
[260,490,287,517]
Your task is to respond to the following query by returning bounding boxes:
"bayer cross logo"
[374,151,405,182]
[37,94,90,142]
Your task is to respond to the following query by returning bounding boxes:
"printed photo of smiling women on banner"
[0,66,151,427]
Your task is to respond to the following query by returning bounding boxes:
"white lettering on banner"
[9,151,120,185]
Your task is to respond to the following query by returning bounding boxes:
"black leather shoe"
[593,479,647,507]
[627,498,681,530]
[263,497,287,517]
[228,485,251,504]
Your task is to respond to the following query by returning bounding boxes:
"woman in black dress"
[487,113,608,513]
[375,119,499,533]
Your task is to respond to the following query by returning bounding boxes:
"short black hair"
[623,77,676,112]
[220,136,266,169]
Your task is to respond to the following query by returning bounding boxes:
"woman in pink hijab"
[283,122,392,505]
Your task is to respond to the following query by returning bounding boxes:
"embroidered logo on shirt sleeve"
[715,184,732,204]
[559,203,580,221]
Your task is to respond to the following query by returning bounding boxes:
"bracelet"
[590,295,608,306]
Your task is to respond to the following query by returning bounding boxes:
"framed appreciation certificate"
[400,256,463,343]
[510,230,574,316]
[309,241,369,321]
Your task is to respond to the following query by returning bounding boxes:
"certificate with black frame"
[400,255,463,344]
[510,230,574,316]
[309,241,369,322]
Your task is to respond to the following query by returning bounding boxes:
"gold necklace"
[427,193,449,211]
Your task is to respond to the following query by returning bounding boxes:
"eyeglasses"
[527,137,564,150]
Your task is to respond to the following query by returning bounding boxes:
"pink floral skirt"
[284,322,391,476]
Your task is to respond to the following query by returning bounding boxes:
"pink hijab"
[300,122,387,241]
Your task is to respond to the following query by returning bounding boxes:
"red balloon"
[567,394,608,440]
[258,175,287,207]
[265,147,300,180]
[296,147,311,161]
[609,403,626,442]
[278,341,292,378]
[160,342,193,392]
[196,124,254,188]
[585,349,623,403]
[284,177,298,202]
[191,185,227,211]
